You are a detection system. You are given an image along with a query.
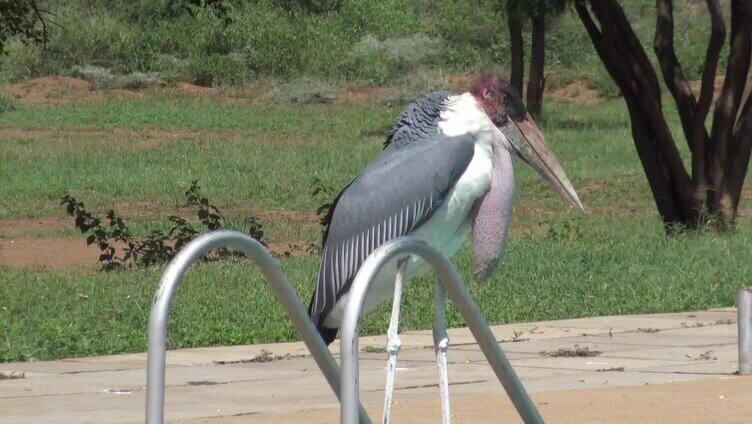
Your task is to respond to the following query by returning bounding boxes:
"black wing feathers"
[384,90,452,150]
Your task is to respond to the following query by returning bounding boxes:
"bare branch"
[575,1,636,96]
[507,1,524,96]
[592,1,692,199]
[727,96,752,212]
[27,0,47,51]
[688,0,725,197]
[575,0,693,225]
[653,0,708,153]
[602,0,662,95]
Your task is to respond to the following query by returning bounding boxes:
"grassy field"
[1,84,751,362]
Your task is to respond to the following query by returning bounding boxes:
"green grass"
[1,219,748,362]
[1,91,751,362]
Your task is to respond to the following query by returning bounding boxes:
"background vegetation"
[0,0,724,93]
[1,0,750,362]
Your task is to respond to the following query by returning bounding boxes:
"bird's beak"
[500,114,586,214]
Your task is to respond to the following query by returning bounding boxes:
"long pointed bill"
[500,114,586,214]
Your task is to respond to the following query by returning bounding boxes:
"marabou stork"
[309,74,585,423]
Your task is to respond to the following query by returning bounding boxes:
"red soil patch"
[1,76,148,105]
[178,81,214,95]
[549,81,602,105]
[0,218,69,237]
[0,235,311,270]
[173,82,271,105]
[336,85,396,104]
[1,77,92,105]
[0,126,316,151]
[265,241,315,257]
[0,237,99,270]
[256,209,320,225]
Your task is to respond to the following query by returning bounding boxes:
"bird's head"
[471,74,586,214]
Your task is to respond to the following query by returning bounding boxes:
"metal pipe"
[340,237,544,424]
[739,287,752,375]
[145,230,372,424]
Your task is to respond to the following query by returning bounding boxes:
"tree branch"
[507,1,524,96]
[574,0,690,225]
[592,1,692,200]
[27,0,47,51]
[653,0,708,153]
[688,0,725,201]
[728,95,752,211]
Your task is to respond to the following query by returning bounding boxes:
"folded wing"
[309,134,475,330]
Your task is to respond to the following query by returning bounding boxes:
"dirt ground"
[0,237,101,270]
[549,80,602,105]
[0,213,315,270]
[192,376,752,424]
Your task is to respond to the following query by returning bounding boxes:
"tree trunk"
[526,12,546,118]
[575,0,752,232]
[507,2,524,97]
[708,0,752,227]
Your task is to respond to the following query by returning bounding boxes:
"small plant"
[311,175,336,229]
[0,371,25,380]
[62,180,265,271]
[68,65,162,90]
[0,94,18,113]
[501,330,528,343]
[362,345,387,353]
[685,350,717,361]
[596,367,625,372]
[541,344,602,358]
[265,78,336,105]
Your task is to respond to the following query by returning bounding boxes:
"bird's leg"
[434,279,451,424]
[382,258,408,424]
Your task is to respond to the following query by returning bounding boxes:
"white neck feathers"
[437,93,495,140]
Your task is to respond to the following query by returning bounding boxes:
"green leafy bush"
[62,180,266,271]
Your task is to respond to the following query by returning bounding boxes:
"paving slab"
[0,308,747,423]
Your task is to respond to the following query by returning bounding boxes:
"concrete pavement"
[1,308,748,423]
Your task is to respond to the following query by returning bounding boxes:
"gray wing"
[309,134,475,330]
[384,90,453,151]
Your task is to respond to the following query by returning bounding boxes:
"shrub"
[430,0,505,68]
[68,65,162,89]
[62,180,266,271]
[0,94,18,113]
[0,38,47,82]
[380,69,447,106]
[343,34,442,84]
[265,77,336,105]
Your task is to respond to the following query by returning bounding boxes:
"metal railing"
[739,287,752,375]
[145,230,372,424]
[340,237,545,424]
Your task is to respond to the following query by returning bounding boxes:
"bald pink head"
[469,74,526,126]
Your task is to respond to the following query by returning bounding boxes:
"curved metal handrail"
[145,230,372,424]
[340,236,544,424]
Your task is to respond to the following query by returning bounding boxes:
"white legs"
[433,280,451,424]
[382,259,407,424]
[383,262,451,424]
